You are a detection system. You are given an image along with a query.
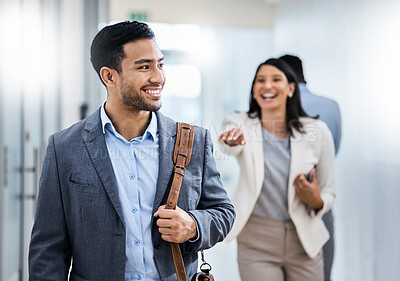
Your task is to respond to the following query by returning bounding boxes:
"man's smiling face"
[117,38,165,113]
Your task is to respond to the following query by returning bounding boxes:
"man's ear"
[100,67,117,86]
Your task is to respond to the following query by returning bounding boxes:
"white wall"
[274,0,400,280]
[109,0,276,28]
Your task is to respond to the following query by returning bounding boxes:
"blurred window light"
[162,65,201,98]
[1,2,22,86]
[22,0,42,93]
[148,22,202,51]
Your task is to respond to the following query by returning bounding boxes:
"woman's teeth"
[262,93,277,99]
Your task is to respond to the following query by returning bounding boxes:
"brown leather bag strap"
[165,122,195,281]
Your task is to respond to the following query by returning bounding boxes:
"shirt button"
[129,174,135,180]
[137,274,143,280]
[131,207,137,213]
[134,239,140,246]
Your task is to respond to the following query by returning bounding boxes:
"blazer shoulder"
[309,93,341,112]
[318,95,340,107]
[156,111,178,137]
[193,124,206,135]
[299,117,331,137]
[52,109,101,146]
[192,125,211,149]
[300,117,325,126]
[315,118,332,135]
[295,118,334,156]
[52,119,86,145]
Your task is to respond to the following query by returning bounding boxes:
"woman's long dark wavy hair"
[247,58,317,136]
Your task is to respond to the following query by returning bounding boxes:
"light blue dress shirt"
[299,83,342,154]
[101,105,160,281]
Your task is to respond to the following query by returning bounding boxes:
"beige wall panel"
[109,0,275,27]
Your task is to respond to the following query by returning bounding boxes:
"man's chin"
[148,101,162,112]
[123,101,162,113]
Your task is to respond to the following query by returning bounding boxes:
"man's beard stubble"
[120,83,162,113]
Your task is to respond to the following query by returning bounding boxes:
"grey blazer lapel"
[152,111,177,214]
[82,108,124,222]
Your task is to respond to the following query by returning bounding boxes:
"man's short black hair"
[279,54,306,83]
[90,21,155,85]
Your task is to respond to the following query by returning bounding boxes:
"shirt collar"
[146,112,158,140]
[100,103,158,141]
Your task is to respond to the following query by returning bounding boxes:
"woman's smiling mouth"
[261,93,278,100]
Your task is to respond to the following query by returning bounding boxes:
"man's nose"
[150,67,165,84]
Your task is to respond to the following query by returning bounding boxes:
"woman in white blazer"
[219,58,335,281]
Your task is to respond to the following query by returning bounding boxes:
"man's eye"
[139,65,149,69]
[158,63,164,68]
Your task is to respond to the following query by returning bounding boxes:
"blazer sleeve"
[313,122,336,218]
[187,129,236,251]
[218,113,246,156]
[28,135,71,281]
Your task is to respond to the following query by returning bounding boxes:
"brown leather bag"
[166,122,215,281]
[191,251,215,281]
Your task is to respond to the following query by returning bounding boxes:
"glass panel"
[163,65,201,98]
[161,64,202,123]
[0,0,23,279]
[0,0,62,280]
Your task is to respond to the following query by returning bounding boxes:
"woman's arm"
[293,121,336,217]
[218,114,247,156]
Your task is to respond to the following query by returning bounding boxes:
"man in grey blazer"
[28,21,235,281]
[280,54,341,281]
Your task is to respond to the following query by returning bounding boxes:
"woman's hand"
[293,168,324,211]
[218,128,246,146]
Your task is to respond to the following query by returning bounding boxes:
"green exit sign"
[130,12,148,22]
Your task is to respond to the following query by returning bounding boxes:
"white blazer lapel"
[288,129,309,210]
[248,117,264,194]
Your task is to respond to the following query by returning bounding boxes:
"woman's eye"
[257,79,265,83]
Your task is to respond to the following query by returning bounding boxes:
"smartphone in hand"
[306,165,317,182]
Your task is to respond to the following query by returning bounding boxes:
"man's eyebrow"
[134,57,165,64]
